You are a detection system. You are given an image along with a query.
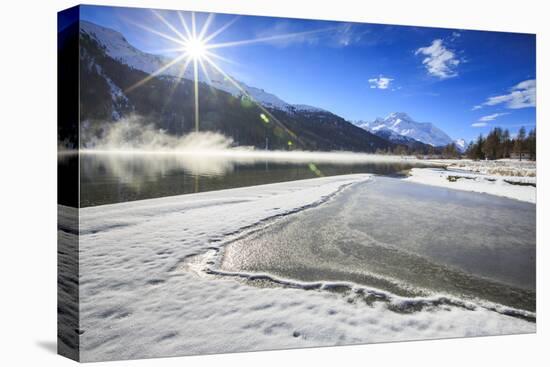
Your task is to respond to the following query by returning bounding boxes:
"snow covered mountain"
[80,21,314,113]
[357,112,455,147]
[292,104,327,113]
[454,138,467,152]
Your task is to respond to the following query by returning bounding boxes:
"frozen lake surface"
[222,177,535,311]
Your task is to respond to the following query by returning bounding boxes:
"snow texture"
[406,162,536,203]
[70,174,535,361]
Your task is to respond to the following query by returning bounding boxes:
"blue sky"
[80,5,536,143]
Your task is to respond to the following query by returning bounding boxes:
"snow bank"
[428,159,536,178]
[73,174,534,361]
[406,168,536,203]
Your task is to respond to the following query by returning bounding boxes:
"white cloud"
[368,75,393,90]
[471,122,488,127]
[474,79,536,110]
[478,112,509,122]
[471,112,508,127]
[415,39,460,79]
[254,22,366,48]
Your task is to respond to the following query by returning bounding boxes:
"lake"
[60,153,439,207]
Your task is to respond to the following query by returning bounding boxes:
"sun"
[125,10,331,135]
[184,37,206,60]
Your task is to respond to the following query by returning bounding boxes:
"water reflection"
[77,151,439,207]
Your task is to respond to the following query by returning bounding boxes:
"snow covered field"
[66,173,535,362]
[407,159,536,203]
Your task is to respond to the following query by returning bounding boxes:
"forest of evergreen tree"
[465,127,536,161]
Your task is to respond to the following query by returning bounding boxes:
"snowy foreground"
[408,159,536,203]
[72,174,534,361]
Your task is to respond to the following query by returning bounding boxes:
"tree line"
[373,126,536,160]
[465,126,536,161]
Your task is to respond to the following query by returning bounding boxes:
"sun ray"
[206,27,336,50]
[125,17,186,46]
[202,16,240,44]
[177,11,193,40]
[151,9,188,42]
[203,54,300,142]
[146,46,187,54]
[125,53,188,93]
[177,57,193,81]
[191,12,197,39]
[198,57,212,85]
[202,55,246,95]
[198,13,215,41]
[204,50,240,66]
[193,57,200,132]
[164,57,193,109]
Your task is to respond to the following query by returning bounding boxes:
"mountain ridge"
[356,112,461,148]
[80,20,317,113]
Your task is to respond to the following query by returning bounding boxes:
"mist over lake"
[75,150,438,206]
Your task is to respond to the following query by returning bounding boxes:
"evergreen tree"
[465,126,535,161]
[477,134,485,160]
[442,143,459,158]
[514,126,526,161]
[526,128,536,160]
[483,128,499,159]
[502,129,511,158]
[465,141,475,159]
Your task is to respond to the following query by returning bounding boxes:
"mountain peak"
[454,138,467,152]
[358,112,454,147]
[387,112,412,121]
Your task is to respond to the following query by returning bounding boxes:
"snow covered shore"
[435,158,536,177]
[71,174,534,361]
[407,160,536,203]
